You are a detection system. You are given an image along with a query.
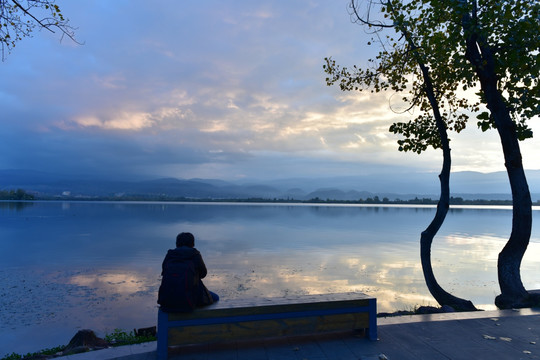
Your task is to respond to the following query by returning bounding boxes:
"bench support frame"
[157,293,377,360]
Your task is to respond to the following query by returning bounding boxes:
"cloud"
[73,112,155,131]
[0,0,537,181]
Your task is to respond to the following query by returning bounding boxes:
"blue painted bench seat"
[157,292,377,360]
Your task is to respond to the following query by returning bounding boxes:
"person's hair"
[176,232,195,248]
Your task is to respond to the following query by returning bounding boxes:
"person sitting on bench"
[158,232,219,312]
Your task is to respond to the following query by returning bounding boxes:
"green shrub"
[1,345,66,360]
[105,328,156,346]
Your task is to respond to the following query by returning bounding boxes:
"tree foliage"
[0,0,78,60]
[325,0,539,153]
[417,0,538,139]
[324,2,474,154]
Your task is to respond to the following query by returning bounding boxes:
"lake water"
[1,201,540,355]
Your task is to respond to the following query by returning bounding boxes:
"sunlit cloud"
[199,120,231,133]
[73,112,154,131]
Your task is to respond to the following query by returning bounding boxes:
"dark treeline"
[303,196,514,206]
[1,189,526,206]
[0,189,35,200]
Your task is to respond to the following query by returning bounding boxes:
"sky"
[1,0,539,182]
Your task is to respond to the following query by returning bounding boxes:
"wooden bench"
[156,292,377,360]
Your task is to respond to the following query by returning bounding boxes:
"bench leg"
[368,298,378,340]
[157,309,169,360]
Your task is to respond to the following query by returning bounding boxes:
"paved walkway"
[57,308,540,360]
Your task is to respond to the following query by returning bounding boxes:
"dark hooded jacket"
[161,246,207,279]
[159,246,213,310]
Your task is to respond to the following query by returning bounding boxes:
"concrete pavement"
[56,308,540,360]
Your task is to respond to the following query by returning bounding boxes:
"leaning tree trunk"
[480,79,531,308]
[397,18,478,310]
[417,61,477,311]
[462,10,534,308]
[419,147,476,311]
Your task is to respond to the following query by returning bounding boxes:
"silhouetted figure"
[158,232,219,312]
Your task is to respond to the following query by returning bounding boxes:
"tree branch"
[10,0,55,33]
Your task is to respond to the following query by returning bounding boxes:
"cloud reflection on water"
[202,242,441,313]
[69,272,155,295]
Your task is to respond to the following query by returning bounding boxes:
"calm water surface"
[1,201,540,355]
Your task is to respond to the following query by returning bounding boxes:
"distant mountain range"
[2,168,540,201]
